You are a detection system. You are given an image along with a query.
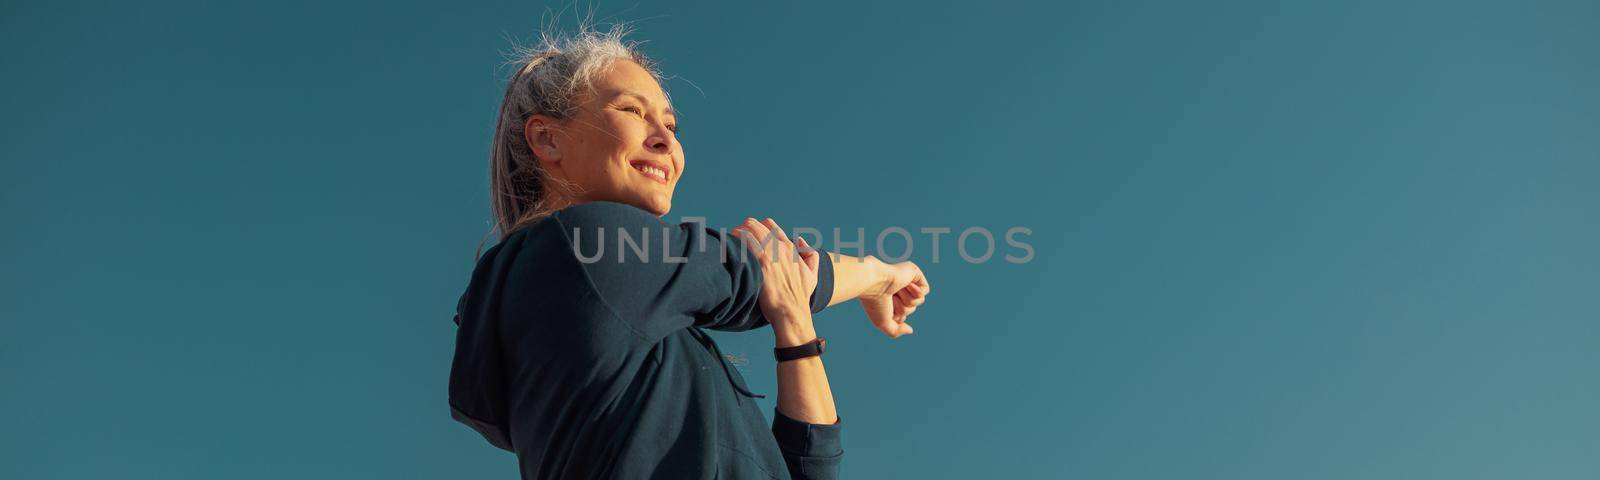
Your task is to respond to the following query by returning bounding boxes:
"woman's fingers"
[895,288,926,308]
[890,297,920,330]
[736,218,774,261]
[875,317,913,338]
[878,307,913,336]
[745,217,796,262]
[888,320,914,336]
[909,264,929,296]
[889,261,927,336]
[893,270,928,306]
[740,217,771,242]
[864,297,913,338]
[760,218,790,244]
[894,297,917,319]
[894,262,929,297]
[732,228,768,262]
[760,218,801,264]
[899,282,928,299]
[796,236,820,274]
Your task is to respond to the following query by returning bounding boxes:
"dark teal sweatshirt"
[449,201,843,479]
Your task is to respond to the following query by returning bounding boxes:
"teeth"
[636,165,666,180]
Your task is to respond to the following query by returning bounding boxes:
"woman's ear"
[524,114,561,166]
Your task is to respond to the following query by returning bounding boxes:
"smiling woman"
[486,26,682,231]
[521,59,682,216]
[450,22,931,480]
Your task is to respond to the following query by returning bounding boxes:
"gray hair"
[488,23,662,241]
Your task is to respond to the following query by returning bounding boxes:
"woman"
[449,25,930,480]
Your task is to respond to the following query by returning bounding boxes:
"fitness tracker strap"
[774,337,826,362]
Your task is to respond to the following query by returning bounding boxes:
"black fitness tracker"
[774,337,826,362]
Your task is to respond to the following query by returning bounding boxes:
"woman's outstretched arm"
[824,252,930,338]
[823,252,887,307]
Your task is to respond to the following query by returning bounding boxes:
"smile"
[630,160,671,185]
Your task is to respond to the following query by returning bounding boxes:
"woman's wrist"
[771,314,818,348]
[824,252,896,306]
[864,255,894,297]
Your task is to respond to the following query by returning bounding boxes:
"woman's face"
[532,59,683,216]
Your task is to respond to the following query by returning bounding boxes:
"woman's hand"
[859,258,929,338]
[732,218,820,344]
[737,220,841,429]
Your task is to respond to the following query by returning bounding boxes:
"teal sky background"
[3,1,1596,478]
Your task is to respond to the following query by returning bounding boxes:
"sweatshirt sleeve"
[447,248,516,452]
[552,202,834,341]
[772,408,844,480]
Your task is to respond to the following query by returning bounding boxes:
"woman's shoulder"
[498,201,677,266]
[497,201,667,247]
[549,201,668,230]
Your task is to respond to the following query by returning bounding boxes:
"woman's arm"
[733,219,843,479]
[549,202,835,341]
[772,317,836,423]
[824,252,930,338]
[771,319,844,480]
[823,252,886,307]
[734,218,837,423]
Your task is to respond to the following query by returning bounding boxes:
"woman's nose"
[647,135,671,152]
[646,124,675,152]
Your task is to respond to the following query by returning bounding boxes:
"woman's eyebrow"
[614,90,675,117]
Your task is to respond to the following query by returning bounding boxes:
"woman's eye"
[667,124,678,133]
[619,106,643,116]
